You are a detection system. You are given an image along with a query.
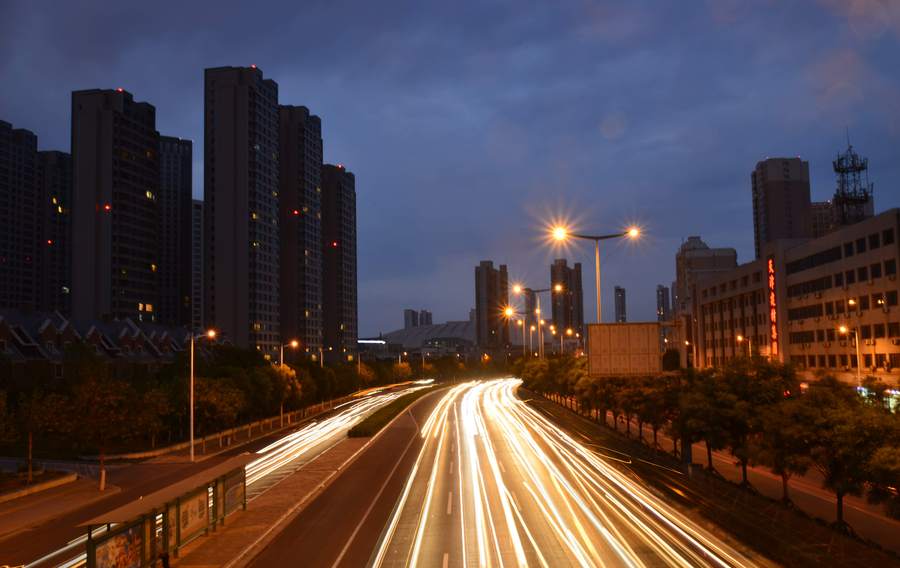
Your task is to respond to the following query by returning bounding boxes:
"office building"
[321,164,357,361]
[0,121,39,311]
[279,105,323,354]
[191,199,203,332]
[419,309,433,326]
[693,209,899,382]
[474,260,509,350]
[674,237,738,351]
[71,89,160,323]
[36,151,73,315]
[751,157,812,259]
[404,309,419,329]
[550,259,584,334]
[204,66,280,354]
[656,284,671,321]
[614,286,627,322]
[158,136,192,326]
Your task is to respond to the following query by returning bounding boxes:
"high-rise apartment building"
[419,310,433,326]
[403,309,419,329]
[158,136,192,326]
[550,259,584,334]
[191,199,203,332]
[279,105,323,354]
[656,284,671,321]
[474,260,509,349]
[321,164,357,361]
[751,157,812,259]
[204,66,280,353]
[36,150,73,315]
[71,89,160,323]
[614,286,627,322]
[0,121,39,311]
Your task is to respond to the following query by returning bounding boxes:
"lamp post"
[565,328,573,355]
[839,325,861,387]
[513,283,562,359]
[529,325,535,357]
[552,226,640,323]
[280,339,299,367]
[189,328,216,462]
[736,334,751,357]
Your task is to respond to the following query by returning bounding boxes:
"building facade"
[158,136,192,326]
[36,151,73,315]
[0,121,39,311]
[614,286,627,323]
[419,310,433,326]
[321,164,357,362]
[550,259,584,335]
[204,66,280,354]
[403,309,419,329]
[751,157,812,259]
[191,199,203,332]
[474,260,509,350]
[656,284,671,321]
[71,89,160,324]
[279,105,323,355]
[693,209,900,385]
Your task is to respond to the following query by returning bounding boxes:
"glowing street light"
[189,328,217,462]
[280,339,300,367]
[736,334,751,357]
[549,224,641,323]
[513,283,564,359]
[839,325,862,386]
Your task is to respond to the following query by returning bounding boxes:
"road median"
[347,386,437,438]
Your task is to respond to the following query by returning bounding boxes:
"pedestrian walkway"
[171,437,368,568]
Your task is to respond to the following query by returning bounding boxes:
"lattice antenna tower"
[832,133,873,226]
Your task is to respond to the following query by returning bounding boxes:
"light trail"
[28,385,426,568]
[372,379,761,568]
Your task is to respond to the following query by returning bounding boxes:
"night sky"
[3,1,899,336]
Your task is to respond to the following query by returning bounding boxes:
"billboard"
[94,522,142,568]
[587,322,662,376]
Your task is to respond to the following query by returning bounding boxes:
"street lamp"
[280,339,299,367]
[551,225,640,323]
[736,334,751,357]
[839,325,861,386]
[189,328,216,462]
[529,324,536,357]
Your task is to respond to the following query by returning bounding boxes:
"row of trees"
[515,355,900,528]
[0,344,506,486]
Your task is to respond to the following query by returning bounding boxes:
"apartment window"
[816,329,825,342]
[844,242,854,257]
[883,228,895,245]
[856,237,867,254]
[869,233,881,249]
[828,354,837,368]
[818,355,827,367]
[861,325,872,339]
[846,270,856,284]
[859,295,870,310]
[889,322,900,337]
[887,290,898,306]
[871,263,882,279]
[826,328,835,341]
[874,323,886,338]
[808,355,816,368]
[825,301,834,315]
[839,354,848,367]
[857,266,868,282]
[834,272,844,287]
[886,259,897,276]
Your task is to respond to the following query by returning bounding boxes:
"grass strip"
[348,387,437,438]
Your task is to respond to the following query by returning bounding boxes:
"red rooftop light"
[331,241,339,248]
[292,209,300,216]
[251,64,257,69]
[47,239,53,245]
[116,88,124,93]
[103,203,112,212]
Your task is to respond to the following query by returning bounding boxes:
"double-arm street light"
[189,328,217,462]
[513,283,562,359]
[552,226,640,323]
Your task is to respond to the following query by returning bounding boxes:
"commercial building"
[321,164,357,362]
[191,199,203,332]
[71,89,160,324]
[158,136,192,326]
[204,66,280,354]
[693,209,900,385]
[751,157,812,259]
[550,259,584,335]
[0,121,39,311]
[279,105,323,355]
[36,151,73,315]
[656,284,671,321]
[474,260,509,350]
[614,286,627,323]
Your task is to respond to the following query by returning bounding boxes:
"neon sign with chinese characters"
[767,256,778,357]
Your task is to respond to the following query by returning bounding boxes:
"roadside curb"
[218,387,446,568]
[0,472,78,506]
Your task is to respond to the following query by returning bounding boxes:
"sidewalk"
[171,437,368,568]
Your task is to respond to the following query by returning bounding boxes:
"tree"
[271,364,301,424]
[662,349,681,371]
[0,392,17,446]
[194,377,246,435]
[866,445,900,519]
[70,376,134,491]
[17,390,69,484]
[752,397,815,504]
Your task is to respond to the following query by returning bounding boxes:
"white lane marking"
[447,491,453,515]
[442,552,449,568]
[449,460,454,475]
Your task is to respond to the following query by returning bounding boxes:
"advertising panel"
[179,488,208,543]
[587,322,662,376]
[223,470,245,516]
[94,522,142,568]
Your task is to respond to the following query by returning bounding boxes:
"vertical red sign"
[767,257,778,357]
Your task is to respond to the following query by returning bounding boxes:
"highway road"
[10,383,426,567]
[371,379,762,568]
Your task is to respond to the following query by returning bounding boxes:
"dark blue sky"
[3,0,899,335]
